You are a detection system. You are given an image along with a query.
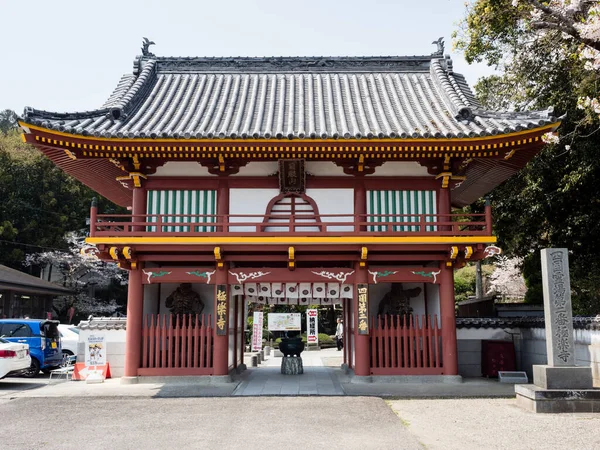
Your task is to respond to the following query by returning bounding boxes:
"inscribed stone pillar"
[533,248,593,389]
[540,248,574,366]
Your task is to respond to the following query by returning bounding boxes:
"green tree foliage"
[0,121,122,270]
[454,1,600,314]
[454,264,495,303]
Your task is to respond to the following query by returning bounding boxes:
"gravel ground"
[389,398,600,450]
[0,396,422,450]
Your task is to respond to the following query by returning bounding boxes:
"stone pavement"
[0,397,423,450]
[233,348,344,396]
[0,347,516,399]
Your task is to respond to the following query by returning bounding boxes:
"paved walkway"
[0,347,516,398]
[0,397,422,450]
[233,348,344,396]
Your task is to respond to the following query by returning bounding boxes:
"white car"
[58,324,79,358]
[0,337,31,379]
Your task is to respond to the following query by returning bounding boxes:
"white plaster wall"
[457,326,600,385]
[365,161,432,177]
[520,327,600,386]
[149,162,213,177]
[306,188,354,231]
[143,284,160,317]
[229,188,279,231]
[305,162,349,176]
[232,162,278,176]
[425,283,440,318]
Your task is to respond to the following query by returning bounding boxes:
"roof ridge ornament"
[431,37,444,57]
[141,37,156,57]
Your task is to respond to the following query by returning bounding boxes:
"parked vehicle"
[57,324,79,358]
[0,337,31,379]
[0,319,62,377]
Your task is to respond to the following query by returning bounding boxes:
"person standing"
[335,318,344,351]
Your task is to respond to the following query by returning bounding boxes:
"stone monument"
[515,248,599,413]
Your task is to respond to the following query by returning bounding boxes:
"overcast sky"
[1,0,495,115]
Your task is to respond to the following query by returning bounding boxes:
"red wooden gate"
[139,314,213,376]
[370,314,443,375]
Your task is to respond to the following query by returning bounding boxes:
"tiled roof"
[21,54,556,141]
[456,317,600,330]
[0,264,73,295]
[78,316,127,330]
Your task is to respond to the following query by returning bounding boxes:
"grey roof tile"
[21,55,557,140]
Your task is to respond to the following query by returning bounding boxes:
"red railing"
[370,314,443,375]
[90,211,491,237]
[139,314,213,376]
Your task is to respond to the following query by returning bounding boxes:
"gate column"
[213,264,229,377]
[354,261,370,377]
[440,263,458,375]
[123,265,143,382]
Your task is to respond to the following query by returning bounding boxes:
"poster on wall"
[268,313,301,331]
[357,283,369,335]
[252,312,264,352]
[307,309,318,344]
[85,333,106,366]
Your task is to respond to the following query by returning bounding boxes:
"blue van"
[0,319,62,377]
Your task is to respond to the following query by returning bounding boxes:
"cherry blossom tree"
[25,233,126,321]
[487,255,528,300]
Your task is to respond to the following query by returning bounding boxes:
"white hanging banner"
[307,309,318,344]
[251,312,264,351]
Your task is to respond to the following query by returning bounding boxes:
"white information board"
[267,313,301,331]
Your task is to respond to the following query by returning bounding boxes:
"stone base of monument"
[515,384,600,413]
[532,365,593,389]
[281,356,304,375]
[515,364,599,413]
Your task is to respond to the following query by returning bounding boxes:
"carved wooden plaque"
[279,159,305,193]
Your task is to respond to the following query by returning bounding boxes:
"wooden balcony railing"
[89,208,492,237]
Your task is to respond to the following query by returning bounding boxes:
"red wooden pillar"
[132,187,146,232]
[217,180,229,232]
[89,197,97,237]
[440,263,458,375]
[354,261,370,377]
[213,264,229,376]
[438,185,450,231]
[354,179,366,232]
[124,266,143,378]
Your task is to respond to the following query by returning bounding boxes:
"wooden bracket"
[360,246,368,267]
[288,246,295,270]
[214,246,223,268]
[435,171,466,189]
[123,246,134,260]
[450,246,459,260]
[109,247,120,260]
[464,246,473,259]
[116,171,147,189]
